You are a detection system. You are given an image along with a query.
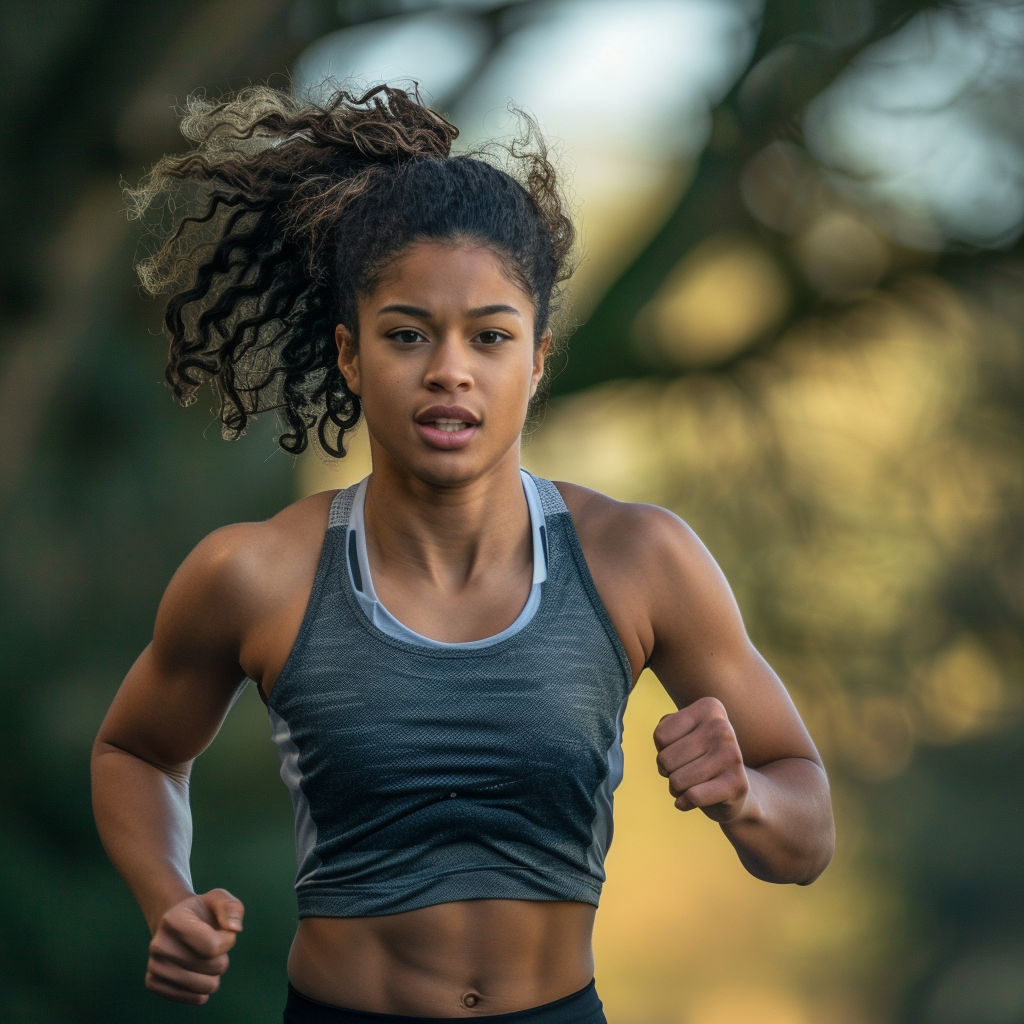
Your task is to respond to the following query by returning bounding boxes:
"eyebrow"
[377,304,431,318]
[376,303,522,319]
[467,304,522,318]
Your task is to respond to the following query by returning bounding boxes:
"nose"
[423,336,473,393]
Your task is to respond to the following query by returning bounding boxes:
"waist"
[284,981,605,1024]
[288,900,597,1016]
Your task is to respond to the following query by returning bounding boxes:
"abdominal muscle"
[288,899,597,1016]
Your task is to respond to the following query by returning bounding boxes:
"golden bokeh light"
[635,235,790,367]
[913,633,1018,743]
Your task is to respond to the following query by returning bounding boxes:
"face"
[336,240,550,487]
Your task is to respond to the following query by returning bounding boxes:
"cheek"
[488,352,536,410]
[355,356,411,430]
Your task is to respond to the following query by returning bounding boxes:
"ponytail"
[128,85,574,457]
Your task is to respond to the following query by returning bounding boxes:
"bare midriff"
[288,899,597,1017]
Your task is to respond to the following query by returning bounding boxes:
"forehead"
[367,240,535,314]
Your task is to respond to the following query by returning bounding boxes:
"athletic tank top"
[266,472,633,918]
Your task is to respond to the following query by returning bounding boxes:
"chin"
[409,454,489,488]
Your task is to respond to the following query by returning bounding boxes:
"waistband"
[283,980,606,1024]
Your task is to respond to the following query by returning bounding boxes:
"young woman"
[91,86,834,1024]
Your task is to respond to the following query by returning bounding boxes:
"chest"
[369,563,536,645]
[270,531,631,788]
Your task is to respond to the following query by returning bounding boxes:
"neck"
[362,440,530,591]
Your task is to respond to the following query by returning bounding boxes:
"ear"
[529,330,552,399]
[336,324,361,396]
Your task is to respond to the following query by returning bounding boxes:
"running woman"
[91,86,834,1024]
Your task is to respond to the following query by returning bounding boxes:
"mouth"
[432,418,472,432]
[414,406,481,450]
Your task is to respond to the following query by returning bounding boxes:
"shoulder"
[550,480,717,586]
[154,490,339,661]
[173,490,338,595]
[548,481,731,674]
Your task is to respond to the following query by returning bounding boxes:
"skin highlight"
[91,240,834,1015]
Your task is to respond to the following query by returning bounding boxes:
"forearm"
[91,741,196,931]
[721,757,834,884]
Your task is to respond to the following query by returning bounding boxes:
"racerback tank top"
[266,472,633,918]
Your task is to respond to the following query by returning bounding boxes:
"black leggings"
[283,981,607,1024]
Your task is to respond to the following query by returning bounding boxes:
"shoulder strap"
[327,483,359,531]
[529,474,569,517]
[332,475,564,527]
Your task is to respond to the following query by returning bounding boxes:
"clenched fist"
[146,888,244,1004]
[654,697,750,822]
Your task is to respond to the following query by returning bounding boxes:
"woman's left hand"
[653,697,750,822]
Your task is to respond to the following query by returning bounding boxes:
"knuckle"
[200,953,230,976]
[148,936,171,959]
[697,696,726,718]
[709,717,730,739]
[164,903,189,924]
[147,963,175,986]
[195,974,220,995]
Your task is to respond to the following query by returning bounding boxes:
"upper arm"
[556,481,820,772]
[641,508,820,769]
[95,525,261,772]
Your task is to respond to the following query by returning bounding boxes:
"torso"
[227,477,652,1016]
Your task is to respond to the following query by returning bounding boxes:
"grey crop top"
[266,472,633,918]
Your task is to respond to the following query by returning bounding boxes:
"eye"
[475,330,508,346]
[389,329,426,345]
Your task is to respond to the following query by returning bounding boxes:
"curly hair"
[127,84,577,457]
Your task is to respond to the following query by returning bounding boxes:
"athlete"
[91,86,834,1024]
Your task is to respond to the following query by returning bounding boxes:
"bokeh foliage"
[2,1,1024,1022]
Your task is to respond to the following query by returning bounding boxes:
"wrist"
[140,875,196,935]
[721,766,765,829]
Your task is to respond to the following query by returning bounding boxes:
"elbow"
[732,813,836,886]
[796,785,837,884]
[741,847,833,886]
[788,814,836,886]
[795,844,834,885]
[799,818,836,884]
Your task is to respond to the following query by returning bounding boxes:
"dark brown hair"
[128,84,576,457]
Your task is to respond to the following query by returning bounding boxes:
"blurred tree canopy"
[2,1,1023,1022]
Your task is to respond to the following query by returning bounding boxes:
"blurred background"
[3,0,1024,1021]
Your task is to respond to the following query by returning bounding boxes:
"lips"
[414,405,481,450]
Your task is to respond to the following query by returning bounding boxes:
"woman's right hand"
[146,888,245,1004]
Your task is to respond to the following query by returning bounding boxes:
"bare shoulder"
[153,490,338,666]
[550,481,730,675]
[551,480,717,584]
[172,490,337,595]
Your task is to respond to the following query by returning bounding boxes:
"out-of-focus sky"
[294,0,1024,301]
